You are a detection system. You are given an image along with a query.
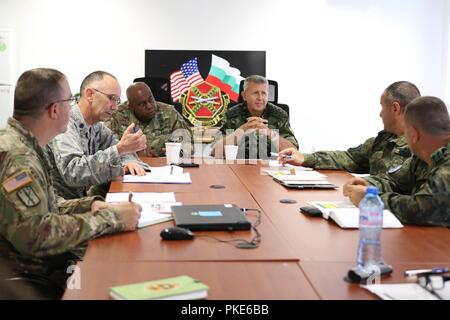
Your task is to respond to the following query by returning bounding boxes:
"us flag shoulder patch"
[2,171,33,193]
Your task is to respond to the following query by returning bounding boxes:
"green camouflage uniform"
[45,104,151,199]
[219,102,299,159]
[0,118,126,289]
[365,142,450,227]
[106,101,192,157]
[302,131,411,175]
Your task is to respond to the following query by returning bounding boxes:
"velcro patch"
[2,171,33,193]
[17,186,40,207]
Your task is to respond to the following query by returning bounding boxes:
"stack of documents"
[265,169,335,186]
[123,165,192,184]
[307,201,403,229]
[105,192,181,228]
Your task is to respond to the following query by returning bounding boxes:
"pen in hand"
[128,191,133,202]
[271,152,293,161]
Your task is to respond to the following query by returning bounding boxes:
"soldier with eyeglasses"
[46,71,151,199]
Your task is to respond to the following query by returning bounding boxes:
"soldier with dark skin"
[106,82,192,157]
[0,68,141,298]
[213,75,298,159]
[279,81,421,175]
[344,96,450,227]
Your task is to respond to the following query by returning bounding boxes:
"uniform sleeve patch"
[17,186,41,207]
[2,171,33,193]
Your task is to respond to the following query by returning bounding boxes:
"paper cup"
[165,142,181,165]
[224,145,239,161]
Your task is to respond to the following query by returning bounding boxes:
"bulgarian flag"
[205,54,244,102]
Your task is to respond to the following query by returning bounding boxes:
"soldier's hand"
[240,117,268,132]
[344,185,367,206]
[124,162,146,176]
[113,201,142,231]
[278,148,304,166]
[116,123,147,155]
[91,200,111,214]
[343,177,368,196]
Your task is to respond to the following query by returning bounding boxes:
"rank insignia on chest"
[2,171,33,193]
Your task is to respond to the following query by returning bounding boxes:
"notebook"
[307,201,404,229]
[171,204,251,231]
[109,275,208,300]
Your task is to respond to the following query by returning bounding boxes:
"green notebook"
[109,275,208,300]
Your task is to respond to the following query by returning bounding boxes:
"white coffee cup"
[165,142,181,165]
[224,145,239,161]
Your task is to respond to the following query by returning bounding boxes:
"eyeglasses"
[417,274,450,300]
[47,96,77,108]
[92,88,121,105]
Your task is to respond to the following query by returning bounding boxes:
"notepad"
[308,201,403,229]
[122,166,192,184]
[109,275,208,300]
[105,192,181,228]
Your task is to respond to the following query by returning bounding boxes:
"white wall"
[0,0,449,151]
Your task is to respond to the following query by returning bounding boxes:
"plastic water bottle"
[357,186,384,271]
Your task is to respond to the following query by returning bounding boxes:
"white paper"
[308,201,403,228]
[362,283,441,300]
[105,192,176,203]
[123,166,191,184]
[266,160,313,170]
[105,192,181,228]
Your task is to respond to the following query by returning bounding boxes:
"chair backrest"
[133,77,171,104]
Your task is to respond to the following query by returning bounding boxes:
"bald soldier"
[46,71,150,200]
[0,68,141,298]
[279,81,421,175]
[106,82,192,157]
[344,96,450,227]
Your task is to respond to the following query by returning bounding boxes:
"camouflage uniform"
[302,131,411,175]
[0,118,126,290]
[219,102,299,159]
[46,104,150,199]
[365,142,450,227]
[106,101,192,157]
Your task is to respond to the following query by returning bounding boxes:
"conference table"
[63,158,450,300]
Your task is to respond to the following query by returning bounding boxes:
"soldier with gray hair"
[46,71,150,199]
[213,75,298,159]
[344,96,450,227]
[279,81,421,175]
[0,68,142,298]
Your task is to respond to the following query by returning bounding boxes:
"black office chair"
[133,77,172,104]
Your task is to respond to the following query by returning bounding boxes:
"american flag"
[170,58,203,102]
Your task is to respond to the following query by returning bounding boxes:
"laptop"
[273,177,338,189]
[171,204,251,231]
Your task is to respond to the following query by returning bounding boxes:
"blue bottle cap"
[366,186,379,195]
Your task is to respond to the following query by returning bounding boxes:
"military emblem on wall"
[170,54,244,129]
[179,81,230,127]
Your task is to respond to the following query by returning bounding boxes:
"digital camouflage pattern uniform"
[0,118,126,290]
[302,131,411,175]
[365,142,450,227]
[46,104,151,199]
[219,102,299,159]
[106,101,192,157]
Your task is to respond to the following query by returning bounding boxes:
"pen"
[270,152,293,161]
[128,191,133,202]
[170,165,174,175]
[404,267,448,277]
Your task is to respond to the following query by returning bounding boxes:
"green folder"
[109,275,208,300]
